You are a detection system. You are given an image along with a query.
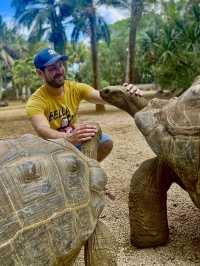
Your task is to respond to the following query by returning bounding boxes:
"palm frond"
[96,17,110,44]
[57,0,77,18]
[0,49,15,67]
[12,0,45,18]
[17,8,43,27]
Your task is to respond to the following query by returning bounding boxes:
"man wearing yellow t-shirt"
[26,48,115,161]
[26,48,142,161]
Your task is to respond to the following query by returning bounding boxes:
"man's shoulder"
[26,85,47,106]
[35,84,47,94]
[65,80,94,92]
[64,80,80,88]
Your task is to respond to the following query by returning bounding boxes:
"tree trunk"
[89,8,105,112]
[50,9,66,55]
[126,0,143,84]
[16,88,19,100]
[125,48,130,83]
[53,29,66,55]
[21,86,26,102]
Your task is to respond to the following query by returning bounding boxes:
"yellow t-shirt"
[26,80,93,130]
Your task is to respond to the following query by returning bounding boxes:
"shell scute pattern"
[0,134,108,265]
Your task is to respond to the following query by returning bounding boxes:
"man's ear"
[36,69,44,77]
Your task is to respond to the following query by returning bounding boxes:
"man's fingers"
[123,84,137,92]
[77,124,97,131]
[78,132,96,138]
[123,83,144,97]
[73,128,97,143]
[134,88,144,96]
[68,129,96,145]
[76,128,97,135]
[129,85,137,92]
[77,133,96,143]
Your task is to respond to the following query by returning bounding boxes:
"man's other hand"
[123,83,143,96]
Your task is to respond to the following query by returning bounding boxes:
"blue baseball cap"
[34,48,68,69]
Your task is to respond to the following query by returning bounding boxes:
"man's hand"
[123,83,144,96]
[65,124,98,145]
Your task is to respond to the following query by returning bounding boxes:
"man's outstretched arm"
[30,114,97,144]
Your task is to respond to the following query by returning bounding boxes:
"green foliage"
[66,43,89,65]
[0,14,26,62]
[78,19,129,85]
[99,20,129,84]
[78,55,93,85]
[12,57,42,94]
[2,0,200,96]
[138,1,200,91]
[0,14,29,95]
[27,41,50,57]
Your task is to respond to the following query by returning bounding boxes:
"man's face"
[42,61,65,88]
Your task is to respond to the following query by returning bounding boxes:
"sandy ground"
[1,101,200,265]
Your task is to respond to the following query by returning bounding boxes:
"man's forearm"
[86,89,107,104]
[34,125,67,140]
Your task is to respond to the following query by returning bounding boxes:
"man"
[26,48,142,161]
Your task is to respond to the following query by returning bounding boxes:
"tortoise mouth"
[100,87,128,108]
[100,86,143,116]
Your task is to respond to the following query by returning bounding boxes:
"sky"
[0,0,15,24]
[0,0,128,26]
[0,0,129,41]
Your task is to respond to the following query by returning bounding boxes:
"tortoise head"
[100,85,148,117]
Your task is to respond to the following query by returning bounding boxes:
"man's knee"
[97,134,113,161]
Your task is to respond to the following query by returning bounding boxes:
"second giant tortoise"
[0,134,117,265]
[100,76,200,248]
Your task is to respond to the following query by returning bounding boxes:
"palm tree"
[125,0,143,83]
[11,0,76,54]
[0,14,28,97]
[71,0,123,111]
[0,16,15,67]
[124,0,161,83]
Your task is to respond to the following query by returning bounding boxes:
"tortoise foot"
[129,158,173,248]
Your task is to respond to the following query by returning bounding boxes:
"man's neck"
[45,83,65,97]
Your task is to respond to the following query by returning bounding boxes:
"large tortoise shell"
[0,134,107,265]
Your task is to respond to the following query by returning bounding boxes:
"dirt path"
[1,102,200,265]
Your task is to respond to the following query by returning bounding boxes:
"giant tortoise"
[100,76,200,248]
[0,133,117,265]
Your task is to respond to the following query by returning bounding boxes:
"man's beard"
[46,75,65,88]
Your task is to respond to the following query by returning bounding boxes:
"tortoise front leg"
[84,220,117,266]
[129,158,174,248]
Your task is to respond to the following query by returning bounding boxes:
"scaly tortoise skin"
[100,76,200,248]
[0,133,117,265]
